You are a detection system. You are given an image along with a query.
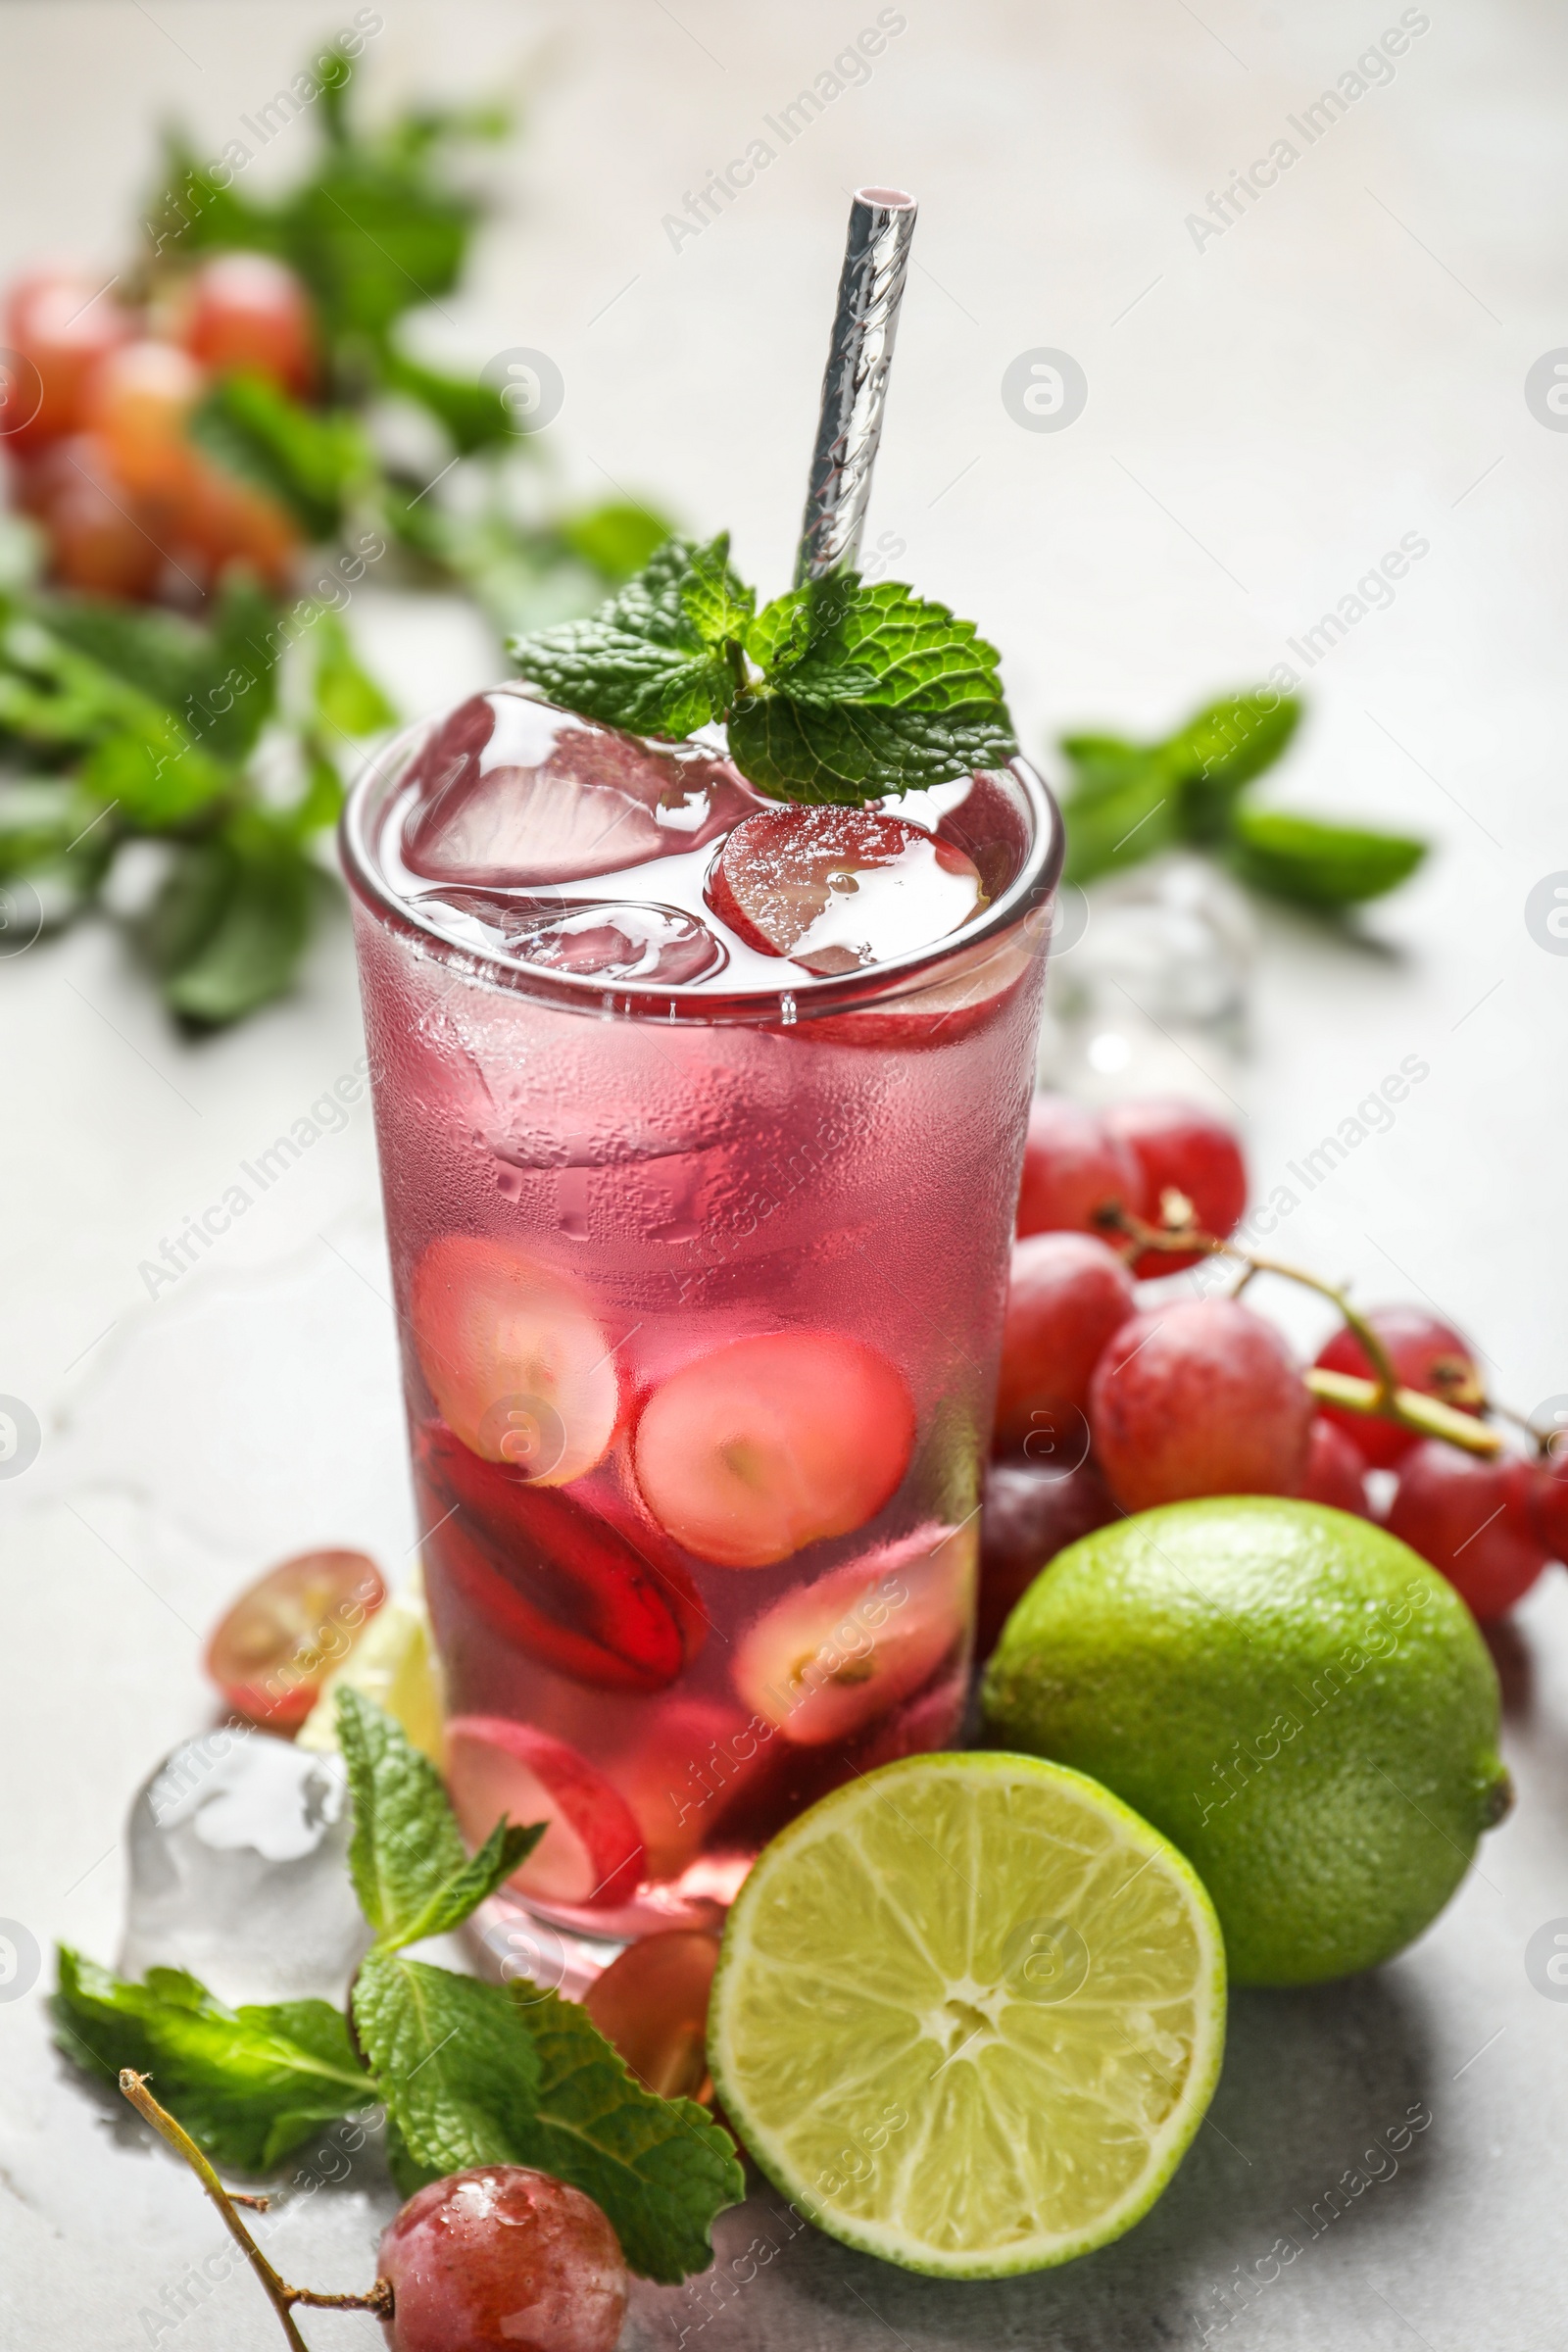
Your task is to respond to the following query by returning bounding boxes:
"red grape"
[1297,1416,1370,1517]
[1386,1441,1548,1620]
[977,1456,1118,1659]
[180,252,316,398]
[1314,1304,1485,1469]
[1088,1297,1312,1513]
[582,1928,721,2101]
[377,2166,626,2352]
[205,1548,385,1728]
[1103,1096,1248,1275]
[38,435,161,596]
[1015,1096,1145,1241]
[994,1232,1135,1457]
[82,337,204,496]
[1532,1451,1568,1563]
[3,269,131,451]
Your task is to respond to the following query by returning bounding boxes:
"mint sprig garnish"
[336,1683,540,1949]
[509,533,1019,805]
[54,1692,744,2279]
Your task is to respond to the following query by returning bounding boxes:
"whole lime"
[981,1497,1510,1985]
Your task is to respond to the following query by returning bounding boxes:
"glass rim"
[339,710,1064,1028]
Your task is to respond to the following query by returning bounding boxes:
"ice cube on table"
[414,889,727,983]
[400,687,758,887]
[118,1730,370,2007]
[706,806,988,975]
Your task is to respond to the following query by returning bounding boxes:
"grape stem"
[117,2073,393,2346]
[1099,1206,1503,1460]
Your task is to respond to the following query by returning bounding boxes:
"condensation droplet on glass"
[780,992,797,1026]
[495,1165,524,1200]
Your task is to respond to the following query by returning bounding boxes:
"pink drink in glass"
[342,688,1061,1940]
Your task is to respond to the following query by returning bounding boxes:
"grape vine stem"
[118,2072,392,2347]
[1098,1206,1502,1459]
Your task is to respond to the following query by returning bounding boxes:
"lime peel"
[708,1750,1225,2278]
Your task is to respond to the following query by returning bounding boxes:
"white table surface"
[3,2,1566,2343]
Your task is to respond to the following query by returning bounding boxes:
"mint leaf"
[338,1682,468,1938]
[510,534,748,738]
[353,1953,541,2175]
[732,576,1017,804]
[729,691,1017,804]
[381,348,513,455]
[398,1817,546,1948]
[290,743,346,839]
[1061,755,1180,884]
[1170,692,1300,843]
[312,608,397,738]
[1227,806,1426,906]
[190,374,370,541]
[560,501,672,584]
[142,816,319,1028]
[54,1948,372,2171]
[39,574,281,765]
[0,778,109,879]
[336,1687,540,1949]
[509,1986,744,2282]
[79,708,230,829]
[1059,691,1302,880]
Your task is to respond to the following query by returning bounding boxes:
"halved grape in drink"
[410,1235,621,1483]
[633,1329,915,1568]
[413,889,726,983]
[732,1521,975,1745]
[205,1549,386,1729]
[416,1421,707,1691]
[612,1694,764,1881]
[446,1714,647,1909]
[401,688,758,887]
[706,805,987,975]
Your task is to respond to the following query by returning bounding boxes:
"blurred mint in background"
[1059,688,1427,912]
[0,50,670,1027]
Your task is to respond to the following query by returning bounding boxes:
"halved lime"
[708,1751,1225,2277]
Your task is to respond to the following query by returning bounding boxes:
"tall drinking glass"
[342,708,1061,1943]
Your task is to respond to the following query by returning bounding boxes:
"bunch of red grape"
[1,254,310,598]
[981,1091,1564,1650]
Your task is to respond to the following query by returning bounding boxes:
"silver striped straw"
[794,186,918,586]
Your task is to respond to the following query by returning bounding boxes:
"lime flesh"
[708,1751,1225,2277]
